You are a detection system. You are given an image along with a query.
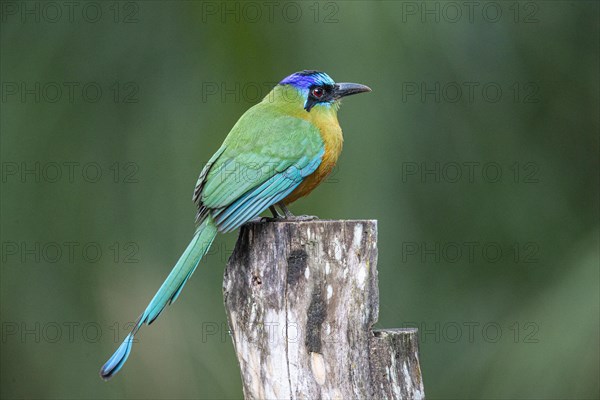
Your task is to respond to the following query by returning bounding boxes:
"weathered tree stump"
[223,220,425,399]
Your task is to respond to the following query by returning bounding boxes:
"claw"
[275,202,318,221]
[247,216,278,224]
[283,214,319,221]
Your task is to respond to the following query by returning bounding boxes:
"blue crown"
[279,70,335,89]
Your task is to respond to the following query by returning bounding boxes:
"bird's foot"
[248,216,279,223]
[282,214,319,221]
[275,202,318,221]
[248,214,319,223]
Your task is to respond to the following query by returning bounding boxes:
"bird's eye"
[312,87,324,99]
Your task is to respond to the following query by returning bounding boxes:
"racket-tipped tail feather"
[99,218,218,380]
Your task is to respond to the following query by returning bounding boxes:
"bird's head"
[277,70,371,112]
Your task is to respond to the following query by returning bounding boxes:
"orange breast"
[283,109,343,205]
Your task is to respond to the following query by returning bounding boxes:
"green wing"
[193,103,324,232]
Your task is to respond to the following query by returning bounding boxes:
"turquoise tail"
[100,217,218,380]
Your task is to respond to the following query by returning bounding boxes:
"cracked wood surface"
[223,220,425,399]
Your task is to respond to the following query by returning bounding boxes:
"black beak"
[333,82,372,99]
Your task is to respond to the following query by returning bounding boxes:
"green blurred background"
[1,1,598,399]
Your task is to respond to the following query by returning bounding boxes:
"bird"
[99,70,371,380]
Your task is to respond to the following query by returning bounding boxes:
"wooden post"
[223,220,425,399]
